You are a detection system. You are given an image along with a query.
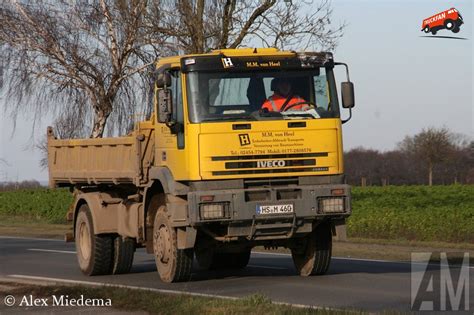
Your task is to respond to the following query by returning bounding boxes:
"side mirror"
[157,89,173,123]
[341,81,355,108]
[156,72,171,88]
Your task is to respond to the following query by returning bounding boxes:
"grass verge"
[0,281,362,315]
[0,215,70,239]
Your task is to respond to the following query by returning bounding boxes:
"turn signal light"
[200,195,215,202]
[331,189,345,196]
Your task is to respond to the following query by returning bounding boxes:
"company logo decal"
[238,134,251,146]
[256,160,286,168]
[221,57,234,68]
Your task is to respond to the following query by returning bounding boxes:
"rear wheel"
[75,204,113,276]
[452,27,460,33]
[423,26,430,33]
[112,236,135,274]
[291,222,332,276]
[153,206,193,282]
[431,29,437,35]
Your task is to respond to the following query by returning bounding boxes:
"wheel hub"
[78,221,91,261]
[156,225,171,264]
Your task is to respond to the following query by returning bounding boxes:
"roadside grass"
[1,282,363,315]
[0,215,70,239]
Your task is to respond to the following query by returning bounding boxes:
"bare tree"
[152,0,345,54]
[398,127,455,186]
[1,0,344,140]
[0,0,163,138]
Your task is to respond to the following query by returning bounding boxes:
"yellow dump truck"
[48,48,355,282]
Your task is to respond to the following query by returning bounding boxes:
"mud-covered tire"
[153,206,193,282]
[75,204,113,276]
[112,236,135,274]
[291,222,332,276]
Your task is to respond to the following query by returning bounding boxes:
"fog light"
[199,203,227,220]
[319,197,345,213]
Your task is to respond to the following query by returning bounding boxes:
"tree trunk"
[91,108,110,138]
[428,161,433,186]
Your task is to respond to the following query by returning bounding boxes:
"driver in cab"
[261,78,309,112]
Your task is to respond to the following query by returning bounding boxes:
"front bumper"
[187,184,351,240]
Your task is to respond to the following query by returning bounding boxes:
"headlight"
[319,197,345,213]
[199,203,229,220]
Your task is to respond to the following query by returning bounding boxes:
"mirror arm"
[334,62,351,82]
[341,108,352,124]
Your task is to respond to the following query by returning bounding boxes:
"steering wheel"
[281,101,317,112]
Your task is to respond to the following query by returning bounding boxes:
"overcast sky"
[0,0,472,182]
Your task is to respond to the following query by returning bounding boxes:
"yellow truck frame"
[48,48,355,282]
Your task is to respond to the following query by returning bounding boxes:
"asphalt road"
[0,236,472,312]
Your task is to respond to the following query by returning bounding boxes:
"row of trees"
[345,127,473,186]
[0,0,345,138]
[0,180,42,191]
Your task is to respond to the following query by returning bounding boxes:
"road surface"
[0,236,472,312]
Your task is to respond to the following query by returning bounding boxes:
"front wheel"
[423,26,430,33]
[291,222,332,276]
[452,27,460,33]
[153,206,193,282]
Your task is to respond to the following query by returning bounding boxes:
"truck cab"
[48,48,355,282]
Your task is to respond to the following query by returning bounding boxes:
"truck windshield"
[186,68,340,123]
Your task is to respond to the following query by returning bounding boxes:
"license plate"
[257,204,294,215]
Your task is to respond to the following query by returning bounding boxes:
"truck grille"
[211,152,329,176]
[211,152,327,161]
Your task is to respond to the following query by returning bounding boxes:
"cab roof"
[155,48,329,69]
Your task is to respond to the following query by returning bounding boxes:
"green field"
[0,188,72,224]
[0,185,473,243]
[348,185,474,243]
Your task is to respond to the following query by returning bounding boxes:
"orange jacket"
[261,94,308,112]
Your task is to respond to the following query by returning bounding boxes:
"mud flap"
[332,219,347,241]
[177,227,197,249]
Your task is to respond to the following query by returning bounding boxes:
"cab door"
[155,69,188,178]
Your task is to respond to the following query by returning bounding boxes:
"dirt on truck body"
[48,48,355,282]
